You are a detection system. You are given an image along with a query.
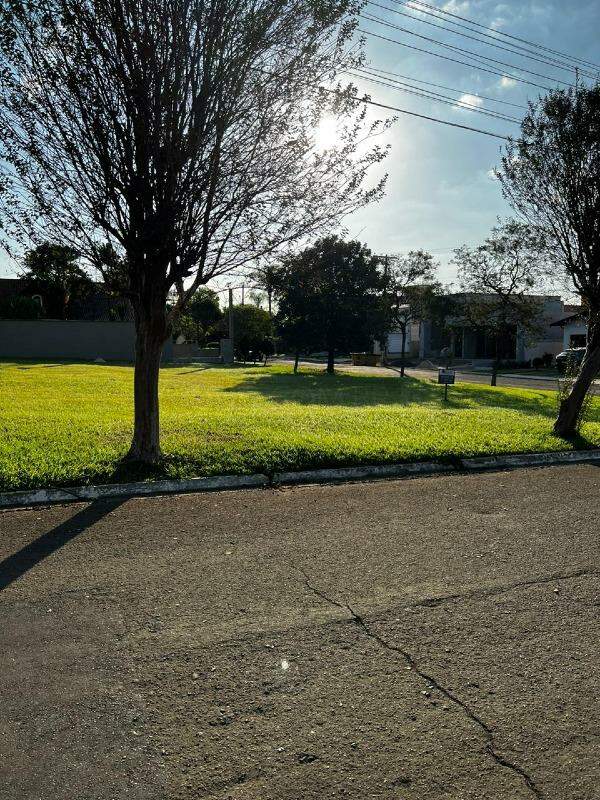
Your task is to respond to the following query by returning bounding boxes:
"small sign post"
[438,367,456,401]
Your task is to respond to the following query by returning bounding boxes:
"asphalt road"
[1,464,599,800]
[274,358,590,393]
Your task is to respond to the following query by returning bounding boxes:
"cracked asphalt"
[1,463,599,800]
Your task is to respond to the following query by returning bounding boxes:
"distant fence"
[0,319,173,362]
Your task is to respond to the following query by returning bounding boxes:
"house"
[549,306,587,350]
[380,293,568,365]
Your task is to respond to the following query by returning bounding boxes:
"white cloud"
[499,76,517,89]
[441,0,470,12]
[486,168,499,181]
[454,94,484,112]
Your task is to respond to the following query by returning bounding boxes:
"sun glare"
[314,116,340,151]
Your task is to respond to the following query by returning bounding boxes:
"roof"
[550,312,586,327]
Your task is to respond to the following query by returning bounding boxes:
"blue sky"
[2,1,599,288]
[344,0,600,284]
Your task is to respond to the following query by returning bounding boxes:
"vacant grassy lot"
[1,361,599,492]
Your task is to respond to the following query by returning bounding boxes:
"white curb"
[0,473,269,509]
[1,450,599,509]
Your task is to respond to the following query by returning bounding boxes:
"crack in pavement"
[405,567,599,610]
[298,567,545,800]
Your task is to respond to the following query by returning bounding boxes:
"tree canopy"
[274,236,388,373]
[497,85,600,433]
[0,0,389,461]
[21,242,90,319]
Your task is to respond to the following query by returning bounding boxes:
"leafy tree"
[248,262,281,316]
[274,236,387,374]
[0,293,43,320]
[228,304,274,362]
[452,220,546,385]
[273,263,321,372]
[497,85,600,435]
[21,242,90,319]
[383,250,438,375]
[187,288,223,344]
[0,0,388,463]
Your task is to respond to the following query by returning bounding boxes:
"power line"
[349,69,521,123]
[321,85,511,140]
[361,65,528,109]
[359,28,553,92]
[362,12,576,88]
[399,0,600,73]
[368,1,597,79]
[371,1,598,78]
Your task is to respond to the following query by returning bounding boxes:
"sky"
[2,0,600,291]
[339,0,600,286]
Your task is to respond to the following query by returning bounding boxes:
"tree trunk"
[326,348,335,374]
[400,327,406,377]
[126,312,168,464]
[491,361,499,387]
[294,350,300,373]
[554,317,600,437]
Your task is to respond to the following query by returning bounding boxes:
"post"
[228,288,234,361]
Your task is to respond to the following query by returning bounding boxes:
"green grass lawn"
[1,361,599,493]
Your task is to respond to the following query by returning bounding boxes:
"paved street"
[1,464,599,800]
[274,358,600,394]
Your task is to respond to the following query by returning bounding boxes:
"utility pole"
[228,287,234,344]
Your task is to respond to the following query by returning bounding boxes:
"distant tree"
[248,263,281,316]
[187,288,223,344]
[497,85,600,436]
[21,243,90,319]
[384,250,438,375]
[452,220,547,385]
[219,304,274,362]
[273,265,321,372]
[0,294,43,320]
[274,236,387,374]
[0,0,389,464]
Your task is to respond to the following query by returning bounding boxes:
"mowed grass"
[1,361,599,492]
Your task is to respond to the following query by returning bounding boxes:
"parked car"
[556,347,586,374]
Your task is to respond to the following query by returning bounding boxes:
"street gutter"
[2,449,600,509]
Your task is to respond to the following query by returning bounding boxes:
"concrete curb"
[461,449,600,470]
[1,450,599,509]
[273,461,454,485]
[0,473,269,509]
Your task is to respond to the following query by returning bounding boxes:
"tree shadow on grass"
[0,497,124,592]
[222,369,591,420]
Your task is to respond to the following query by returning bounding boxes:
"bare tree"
[497,85,600,436]
[0,0,388,462]
[452,220,547,386]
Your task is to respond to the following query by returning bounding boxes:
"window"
[569,333,587,348]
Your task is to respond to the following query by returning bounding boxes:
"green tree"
[0,294,43,320]
[229,304,274,362]
[187,288,223,344]
[0,0,388,464]
[21,242,90,319]
[275,236,387,374]
[497,85,600,435]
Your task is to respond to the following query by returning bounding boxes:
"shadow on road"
[0,498,125,592]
